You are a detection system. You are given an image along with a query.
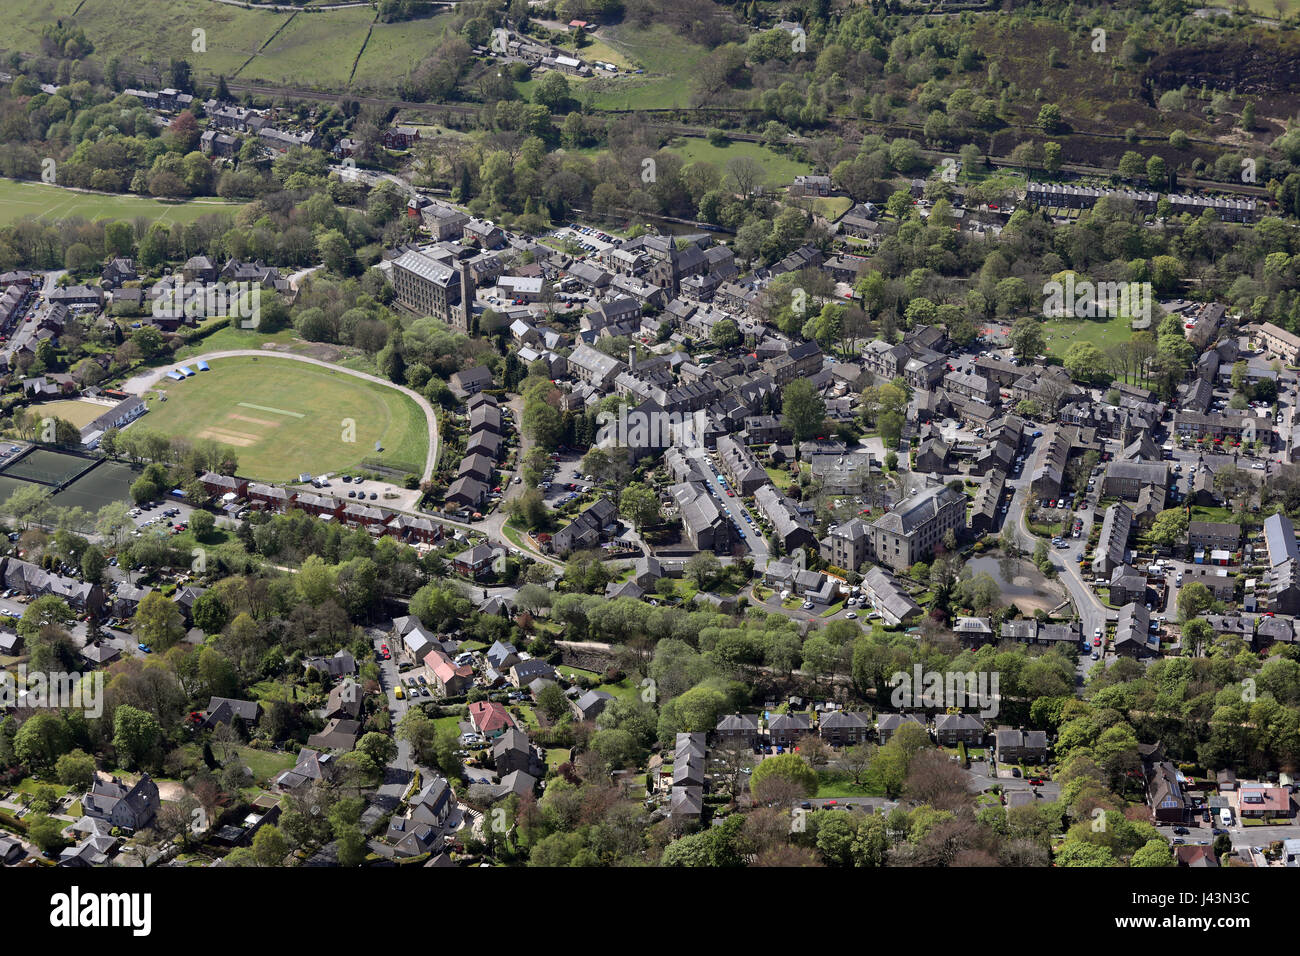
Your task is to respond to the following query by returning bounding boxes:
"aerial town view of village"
[0,0,1298,902]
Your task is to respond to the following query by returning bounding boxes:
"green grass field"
[32,399,113,429]
[352,13,458,87]
[66,0,286,78]
[1042,314,1140,358]
[581,23,712,110]
[236,6,376,88]
[0,0,455,91]
[665,138,812,189]
[135,356,429,481]
[0,179,246,227]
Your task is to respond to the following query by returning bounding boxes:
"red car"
[726,489,734,497]
[1092,637,1102,646]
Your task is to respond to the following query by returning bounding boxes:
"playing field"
[0,179,247,228]
[135,357,429,481]
[33,399,113,430]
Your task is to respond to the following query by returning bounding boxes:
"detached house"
[83,774,160,832]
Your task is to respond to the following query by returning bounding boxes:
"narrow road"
[120,348,440,481]
[1005,463,1111,684]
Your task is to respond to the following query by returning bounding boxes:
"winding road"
[120,348,440,481]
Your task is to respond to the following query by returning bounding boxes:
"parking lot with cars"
[539,450,594,506]
[128,499,202,536]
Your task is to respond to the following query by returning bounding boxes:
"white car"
[1094,626,1102,638]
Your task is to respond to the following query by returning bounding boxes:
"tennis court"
[0,474,38,503]
[50,461,140,514]
[1,448,95,486]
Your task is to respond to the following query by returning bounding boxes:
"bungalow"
[306,718,363,752]
[1237,784,1293,820]
[571,689,614,722]
[304,649,357,680]
[202,697,262,731]
[468,700,515,738]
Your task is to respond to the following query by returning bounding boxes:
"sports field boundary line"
[123,350,439,481]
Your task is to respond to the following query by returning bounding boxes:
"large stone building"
[865,484,966,572]
[390,250,465,329]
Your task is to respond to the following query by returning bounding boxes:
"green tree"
[13,713,70,770]
[1177,581,1213,621]
[619,483,660,529]
[750,752,818,803]
[112,705,163,770]
[1009,317,1045,363]
[1131,838,1174,867]
[252,824,289,866]
[1149,509,1189,549]
[1062,342,1105,384]
[188,509,215,538]
[710,319,741,350]
[1036,103,1063,133]
[133,591,185,651]
[26,812,69,853]
[783,377,827,442]
[533,71,571,111]
[55,749,96,791]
